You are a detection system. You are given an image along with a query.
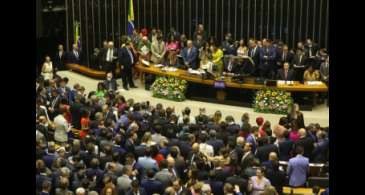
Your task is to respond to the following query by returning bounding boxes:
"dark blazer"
[181,46,199,69]
[248,46,261,67]
[276,69,295,80]
[140,179,164,195]
[118,47,135,68]
[304,44,319,57]
[265,168,286,195]
[255,144,279,163]
[241,152,255,171]
[287,113,305,129]
[124,139,135,154]
[278,139,294,161]
[205,180,224,195]
[277,50,294,66]
[54,51,66,70]
[67,50,81,64]
[70,102,83,130]
[294,137,314,159]
[260,46,277,68]
[312,139,329,163]
[126,188,147,195]
[292,53,308,68]
[206,138,225,156]
[226,175,248,194]
[103,79,118,92]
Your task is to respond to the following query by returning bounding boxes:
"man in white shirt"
[199,133,214,157]
[53,108,71,145]
[105,41,117,75]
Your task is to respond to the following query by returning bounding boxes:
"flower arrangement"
[151,76,188,101]
[253,88,293,114]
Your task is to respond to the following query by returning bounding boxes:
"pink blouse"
[166,41,180,51]
[289,130,300,142]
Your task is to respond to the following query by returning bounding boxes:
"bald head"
[269,152,278,162]
[192,143,199,153]
[108,41,114,48]
[167,157,175,168]
[236,137,245,146]
[299,128,307,138]
[187,40,193,48]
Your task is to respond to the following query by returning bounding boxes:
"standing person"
[181,40,199,69]
[137,36,152,61]
[259,39,277,79]
[287,146,309,187]
[237,39,248,57]
[98,40,108,70]
[210,44,224,75]
[53,107,71,145]
[41,56,53,81]
[287,103,305,129]
[292,49,308,82]
[248,167,271,195]
[54,44,66,71]
[104,41,118,76]
[248,39,261,76]
[165,35,180,67]
[151,34,166,64]
[70,94,83,130]
[118,41,137,90]
[67,43,81,64]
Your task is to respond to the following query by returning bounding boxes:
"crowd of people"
[40,24,329,92]
[36,70,330,195]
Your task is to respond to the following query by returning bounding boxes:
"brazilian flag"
[127,0,134,36]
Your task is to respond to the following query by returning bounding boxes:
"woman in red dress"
[79,109,90,139]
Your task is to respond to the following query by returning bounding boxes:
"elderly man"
[293,128,314,159]
[104,41,118,75]
[181,40,199,69]
[103,72,118,92]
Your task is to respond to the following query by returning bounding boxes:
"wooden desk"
[66,64,121,79]
[135,63,328,92]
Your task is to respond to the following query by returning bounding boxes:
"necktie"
[251,49,254,57]
[74,51,79,58]
[309,48,312,57]
[228,62,233,72]
[299,55,302,64]
[283,53,286,61]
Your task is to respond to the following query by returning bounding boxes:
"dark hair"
[296,145,304,155]
[312,186,320,193]
[146,169,155,178]
[159,159,168,169]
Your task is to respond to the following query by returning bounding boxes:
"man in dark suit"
[172,179,191,195]
[181,40,199,69]
[276,62,295,80]
[70,94,83,130]
[265,162,286,195]
[104,41,118,75]
[259,39,277,79]
[276,44,294,69]
[248,40,260,71]
[292,49,308,82]
[67,43,81,64]
[54,44,66,71]
[278,130,294,161]
[103,72,118,92]
[206,130,224,156]
[118,41,137,90]
[141,169,164,195]
[241,142,256,171]
[293,128,314,159]
[225,173,248,194]
[255,137,279,163]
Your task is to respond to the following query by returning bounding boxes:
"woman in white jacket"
[53,108,71,145]
[41,56,53,80]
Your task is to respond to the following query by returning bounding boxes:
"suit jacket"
[181,46,199,69]
[287,155,309,187]
[150,40,166,64]
[292,53,308,68]
[320,62,329,82]
[126,188,147,195]
[240,151,255,171]
[206,138,224,156]
[265,168,286,194]
[260,46,277,68]
[312,139,329,163]
[154,169,175,188]
[118,47,135,69]
[293,137,314,159]
[255,144,279,163]
[67,50,81,64]
[205,180,224,195]
[225,175,248,194]
[304,44,319,58]
[70,102,83,130]
[103,79,118,92]
[248,46,261,67]
[103,48,118,63]
[54,51,66,70]
[276,69,295,80]
[277,50,294,66]
[140,178,164,195]
[278,139,294,161]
